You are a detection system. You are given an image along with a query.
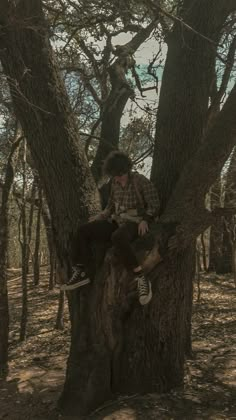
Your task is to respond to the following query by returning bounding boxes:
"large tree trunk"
[0,0,100,396]
[0,1,101,264]
[150,0,236,360]
[151,1,234,207]
[60,75,236,413]
[0,133,21,372]
[1,0,236,417]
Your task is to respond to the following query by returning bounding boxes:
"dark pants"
[71,219,139,273]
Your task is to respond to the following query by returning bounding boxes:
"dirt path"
[0,273,235,419]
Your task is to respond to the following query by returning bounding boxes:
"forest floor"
[0,271,235,420]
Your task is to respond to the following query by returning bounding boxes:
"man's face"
[114,173,128,186]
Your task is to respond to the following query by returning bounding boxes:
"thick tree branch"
[168,207,236,251]
[162,83,236,233]
[207,36,236,128]
[114,19,158,56]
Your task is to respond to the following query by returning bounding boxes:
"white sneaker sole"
[139,281,152,306]
[60,278,90,291]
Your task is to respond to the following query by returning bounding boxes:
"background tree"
[0,128,22,371]
[208,178,223,272]
[218,148,236,277]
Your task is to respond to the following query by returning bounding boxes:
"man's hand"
[89,213,105,222]
[138,220,149,236]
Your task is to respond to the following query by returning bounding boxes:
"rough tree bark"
[207,32,236,273]
[151,0,236,359]
[0,0,236,416]
[0,0,101,258]
[0,0,100,379]
[0,132,21,372]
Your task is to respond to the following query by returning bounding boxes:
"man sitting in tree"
[62,151,160,305]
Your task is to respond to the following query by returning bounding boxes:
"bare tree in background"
[0,126,22,369]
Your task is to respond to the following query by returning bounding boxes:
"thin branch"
[133,145,154,165]
[147,46,162,93]
[131,97,157,115]
[61,27,79,52]
[79,38,101,80]
[62,65,102,105]
[84,118,102,156]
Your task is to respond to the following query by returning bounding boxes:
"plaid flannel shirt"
[103,172,160,222]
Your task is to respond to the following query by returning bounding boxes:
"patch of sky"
[127,63,163,86]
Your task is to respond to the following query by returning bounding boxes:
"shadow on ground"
[0,271,235,419]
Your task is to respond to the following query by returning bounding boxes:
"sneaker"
[60,265,90,291]
[135,272,152,305]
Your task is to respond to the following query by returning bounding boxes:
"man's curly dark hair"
[103,151,133,177]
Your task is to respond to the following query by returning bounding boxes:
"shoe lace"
[138,275,148,295]
[69,267,85,283]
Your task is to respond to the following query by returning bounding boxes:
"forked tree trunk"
[0,134,21,372]
[91,21,157,182]
[1,0,236,416]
